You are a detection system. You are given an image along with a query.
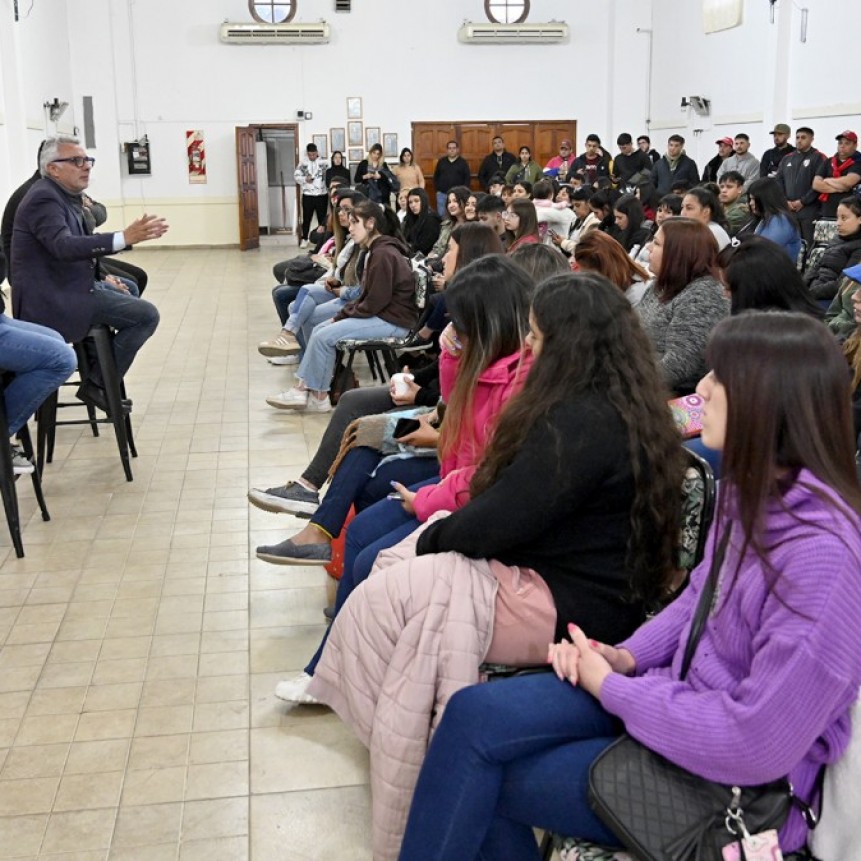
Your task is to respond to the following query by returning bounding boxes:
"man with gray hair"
[11,136,167,414]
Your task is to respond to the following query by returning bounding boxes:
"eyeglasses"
[51,156,96,168]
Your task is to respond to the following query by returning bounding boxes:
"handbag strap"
[680,521,732,682]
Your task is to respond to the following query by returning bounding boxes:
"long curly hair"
[471,273,685,601]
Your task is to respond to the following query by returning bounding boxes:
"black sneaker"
[247,481,320,517]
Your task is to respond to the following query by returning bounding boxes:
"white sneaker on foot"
[274,672,319,704]
[304,394,332,414]
[268,355,299,365]
[266,389,308,410]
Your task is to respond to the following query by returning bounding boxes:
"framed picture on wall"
[330,127,346,153]
[312,134,328,159]
[348,122,363,147]
[348,148,364,163]
[383,133,398,159]
[346,97,362,119]
[365,127,381,150]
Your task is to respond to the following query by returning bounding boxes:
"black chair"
[0,375,50,558]
[36,325,137,481]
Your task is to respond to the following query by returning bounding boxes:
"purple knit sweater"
[600,469,861,852]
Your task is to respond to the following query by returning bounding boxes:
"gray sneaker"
[256,538,332,566]
[11,447,34,475]
[247,481,319,517]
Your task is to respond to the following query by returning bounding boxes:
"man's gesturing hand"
[124,214,169,246]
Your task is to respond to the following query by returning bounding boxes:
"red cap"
[715,137,733,147]
[836,130,858,143]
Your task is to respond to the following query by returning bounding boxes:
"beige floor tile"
[178,835,247,861]
[38,661,95,689]
[195,676,248,705]
[42,808,118,852]
[84,683,143,713]
[99,637,153,662]
[249,786,372,861]
[197,653,248,678]
[134,706,194,738]
[0,775,59,814]
[65,739,131,775]
[139,679,196,709]
[121,766,186,806]
[0,643,52,669]
[0,665,42,693]
[112,803,182,849]
[75,709,137,742]
[16,714,78,746]
[48,640,103,665]
[181,796,248,841]
[187,730,248,766]
[146,656,198,681]
[1,742,68,779]
[248,626,325,675]
[53,770,124,811]
[0,812,48,856]
[191,701,248,734]
[26,686,88,716]
[108,843,178,860]
[0,690,31,720]
[185,761,248,801]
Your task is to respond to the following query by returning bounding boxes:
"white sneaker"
[298,239,307,249]
[274,672,319,704]
[266,389,308,410]
[304,394,332,414]
[268,355,299,365]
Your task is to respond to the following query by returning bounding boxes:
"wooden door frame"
[235,123,301,250]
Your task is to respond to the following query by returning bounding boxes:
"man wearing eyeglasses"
[11,136,167,414]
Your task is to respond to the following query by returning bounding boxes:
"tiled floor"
[0,245,372,860]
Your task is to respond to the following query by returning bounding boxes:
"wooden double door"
[412,120,578,196]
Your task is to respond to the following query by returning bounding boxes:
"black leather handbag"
[588,523,816,861]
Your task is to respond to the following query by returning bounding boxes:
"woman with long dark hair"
[393,147,425,191]
[429,185,471,258]
[504,197,540,254]
[748,177,801,260]
[724,235,823,317]
[402,188,441,255]
[505,146,543,186]
[268,254,532,702]
[681,186,731,250]
[609,193,650,254]
[306,274,686,859]
[637,218,729,393]
[325,150,351,188]
[397,311,861,861]
[805,196,861,300]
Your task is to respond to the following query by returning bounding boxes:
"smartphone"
[393,417,421,439]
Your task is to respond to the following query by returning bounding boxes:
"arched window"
[249,1,296,24]
[484,0,530,24]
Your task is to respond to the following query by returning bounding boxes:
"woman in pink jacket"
[272,254,534,704]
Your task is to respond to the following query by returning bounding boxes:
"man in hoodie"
[717,134,760,189]
[702,137,734,184]
[652,135,700,195]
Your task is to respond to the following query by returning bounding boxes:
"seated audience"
[574,230,651,306]
[845,288,861,440]
[475,194,508,249]
[397,311,861,861]
[653,134,699,195]
[395,188,409,222]
[747,177,801,261]
[718,170,752,235]
[609,194,650,255]
[512,181,533,200]
[402,188,441,256]
[505,147,543,186]
[805,196,861,301]
[307,274,686,860]
[634,180,660,220]
[392,147,424,192]
[716,132,761,188]
[270,254,533,699]
[634,193,681,269]
[589,191,616,234]
[554,184,573,206]
[504,198,541,253]
[463,192,484,222]
[266,201,417,413]
[532,179,574,244]
[637,134,661,165]
[636,218,729,393]
[680,186,731,250]
[500,185,514,207]
[723,236,823,318]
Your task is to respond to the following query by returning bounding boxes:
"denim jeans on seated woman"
[0,316,76,434]
[297,315,409,392]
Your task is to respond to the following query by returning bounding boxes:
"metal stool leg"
[90,327,133,482]
[17,425,50,523]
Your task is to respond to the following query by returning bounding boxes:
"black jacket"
[776,148,827,210]
[403,210,442,256]
[433,156,471,194]
[702,154,726,184]
[653,154,700,195]
[805,233,861,300]
[416,396,647,644]
[613,150,653,186]
[354,161,398,204]
[760,144,795,178]
[1,170,40,283]
[478,151,517,190]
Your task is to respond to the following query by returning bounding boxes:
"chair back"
[812,217,839,246]
[675,447,717,574]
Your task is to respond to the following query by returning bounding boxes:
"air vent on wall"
[458,22,569,44]
[335,0,351,11]
[219,22,330,44]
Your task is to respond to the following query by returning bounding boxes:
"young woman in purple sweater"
[397,311,861,861]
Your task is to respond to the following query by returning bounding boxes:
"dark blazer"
[11,178,115,342]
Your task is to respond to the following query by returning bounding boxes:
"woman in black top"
[402,188,441,255]
[326,151,351,188]
[609,193,650,254]
[354,144,398,205]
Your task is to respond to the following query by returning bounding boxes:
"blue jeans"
[286,284,333,335]
[89,288,160,381]
[297,316,409,393]
[398,674,623,861]
[297,288,362,348]
[94,278,140,298]
[305,476,439,676]
[436,191,447,217]
[272,284,302,326]
[0,316,77,434]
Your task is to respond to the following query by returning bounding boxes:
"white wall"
[649,0,861,169]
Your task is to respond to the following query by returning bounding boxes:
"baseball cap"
[769,123,791,135]
[836,130,858,143]
[560,139,573,148]
[715,137,733,147]
[843,262,861,283]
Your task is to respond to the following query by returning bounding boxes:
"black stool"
[0,377,50,558]
[37,325,137,482]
